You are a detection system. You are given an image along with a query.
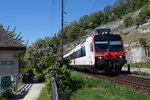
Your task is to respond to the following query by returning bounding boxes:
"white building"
[0,26,26,76]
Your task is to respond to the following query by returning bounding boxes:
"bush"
[123,17,134,27]
[45,65,71,98]
[24,39,62,79]
[24,39,72,98]
[139,38,147,46]
[0,89,13,100]
[136,5,150,28]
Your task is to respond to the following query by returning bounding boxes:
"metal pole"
[61,0,64,58]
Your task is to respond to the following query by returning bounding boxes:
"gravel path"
[10,83,45,100]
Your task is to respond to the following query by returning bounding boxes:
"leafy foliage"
[24,38,72,98]
[123,17,134,27]
[136,5,150,28]
[54,0,149,45]
[0,89,13,100]
[139,38,147,46]
[24,38,62,77]
[6,25,24,43]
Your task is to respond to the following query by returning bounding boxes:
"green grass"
[37,87,51,100]
[37,71,150,100]
[123,61,150,68]
[71,71,150,100]
[133,71,150,77]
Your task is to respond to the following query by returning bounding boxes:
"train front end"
[93,32,127,73]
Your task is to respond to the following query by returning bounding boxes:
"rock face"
[64,10,150,64]
[125,42,149,64]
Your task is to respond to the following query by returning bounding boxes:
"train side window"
[81,46,86,57]
[78,49,81,58]
[79,49,82,57]
[75,49,82,58]
[90,43,93,52]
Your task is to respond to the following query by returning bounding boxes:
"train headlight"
[119,56,123,59]
[117,55,125,59]
[99,57,103,59]
[96,56,104,61]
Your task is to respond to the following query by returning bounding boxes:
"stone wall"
[125,42,149,64]
[0,51,19,76]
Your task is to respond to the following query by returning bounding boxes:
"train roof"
[92,28,112,35]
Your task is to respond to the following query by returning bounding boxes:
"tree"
[6,25,24,43]
[79,15,89,29]
[135,0,143,9]
[103,5,113,15]
[66,21,80,42]
[123,17,134,27]
[55,0,150,46]
[136,5,150,28]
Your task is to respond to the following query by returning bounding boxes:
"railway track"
[77,70,150,94]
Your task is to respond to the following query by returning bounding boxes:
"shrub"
[24,39,62,79]
[139,38,147,46]
[24,39,71,98]
[123,17,134,27]
[0,89,13,100]
[136,5,150,28]
[45,65,71,98]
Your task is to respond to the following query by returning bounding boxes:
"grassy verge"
[37,71,150,100]
[123,61,150,68]
[133,71,150,77]
[71,71,150,100]
[37,87,51,100]
[0,89,13,100]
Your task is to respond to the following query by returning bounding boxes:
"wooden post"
[62,92,70,100]
[138,65,141,75]
[128,64,131,73]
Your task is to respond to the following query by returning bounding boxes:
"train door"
[89,42,94,66]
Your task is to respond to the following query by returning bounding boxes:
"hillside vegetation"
[50,0,150,53]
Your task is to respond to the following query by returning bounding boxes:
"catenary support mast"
[61,0,64,58]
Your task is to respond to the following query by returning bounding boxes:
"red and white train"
[64,29,127,73]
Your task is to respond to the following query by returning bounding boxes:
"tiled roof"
[0,26,26,50]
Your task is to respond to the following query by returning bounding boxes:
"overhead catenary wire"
[64,0,68,13]
[96,0,109,11]
[95,0,115,12]
[89,0,101,12]
[61,0,64,58]
[50,0,56,36]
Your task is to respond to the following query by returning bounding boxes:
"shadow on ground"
[10,84,33,100]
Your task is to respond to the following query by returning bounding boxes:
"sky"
[0,0,116,45]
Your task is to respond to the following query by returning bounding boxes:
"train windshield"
[94,35,123,52]
[94,36,108,52]
[109,35,123,52]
